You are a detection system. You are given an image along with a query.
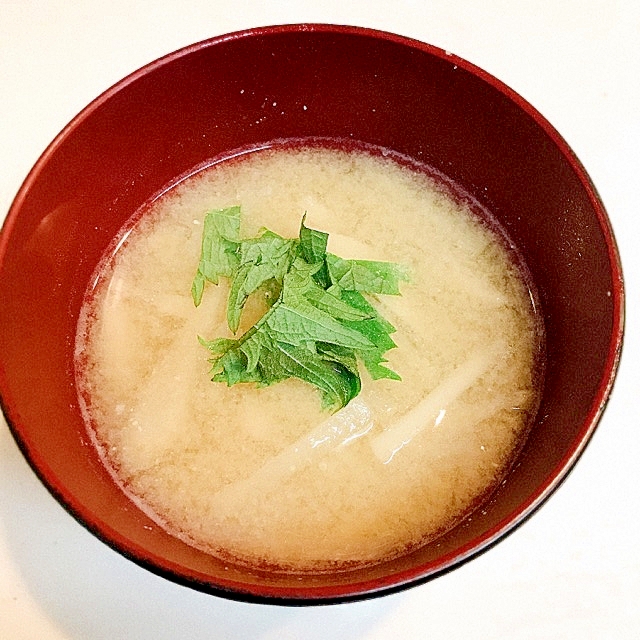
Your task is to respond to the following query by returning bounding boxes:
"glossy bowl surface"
[0,24,624,603]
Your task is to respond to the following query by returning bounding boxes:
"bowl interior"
[0,25,623,602]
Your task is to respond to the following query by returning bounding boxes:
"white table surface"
[1,2,638,638]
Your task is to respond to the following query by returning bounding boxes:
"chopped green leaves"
[192,206,409,411]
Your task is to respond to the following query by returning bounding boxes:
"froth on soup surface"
[75,143,543,573]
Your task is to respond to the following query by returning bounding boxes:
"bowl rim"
[0,23,625,605]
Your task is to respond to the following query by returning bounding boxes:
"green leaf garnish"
[326,254,409,295]
[192,206,409,411]
[191,206,242,305]
[227,231,297,332]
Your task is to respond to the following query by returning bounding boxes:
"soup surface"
[76,142,543,572]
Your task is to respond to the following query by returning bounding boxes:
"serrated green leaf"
[337,289,401,381]
[299,215,328,263]
[326,253,410,295]
[191,207,241,306]
[261,340,359,410]
[191,272,206,307]
[226,231,297,332]
[299,216,331,288]
[283,258,371,322]
[265,303,373,350]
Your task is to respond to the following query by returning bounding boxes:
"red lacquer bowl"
[0,25,624,603]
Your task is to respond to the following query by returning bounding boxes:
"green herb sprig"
[192,206,408,411]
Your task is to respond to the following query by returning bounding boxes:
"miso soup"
[75,142,543,572]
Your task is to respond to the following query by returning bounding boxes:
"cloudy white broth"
[75,143,543,572]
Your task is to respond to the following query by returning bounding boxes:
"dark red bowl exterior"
[0,25,624,603]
